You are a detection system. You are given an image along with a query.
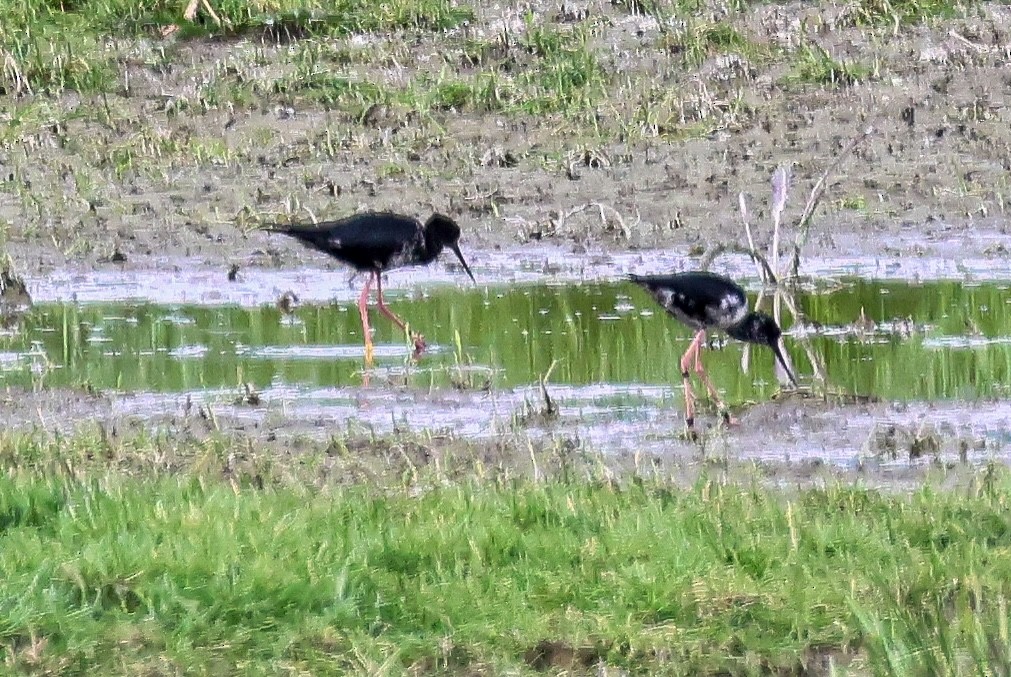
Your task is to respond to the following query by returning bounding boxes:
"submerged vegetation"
[5,277,1011,402]
[2,427,1011,674]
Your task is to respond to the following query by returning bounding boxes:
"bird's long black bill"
[450,244,476,283]
[772,341,798,387]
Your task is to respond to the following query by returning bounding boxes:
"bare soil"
[3,1,1011,483]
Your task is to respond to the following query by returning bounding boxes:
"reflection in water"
[0,279,1010,402]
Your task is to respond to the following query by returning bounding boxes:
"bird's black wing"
[267,212,423,271]
[629,271,748,330]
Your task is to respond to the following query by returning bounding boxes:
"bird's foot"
[719,409,739,427]
[410,332,427,359]
[364,341,375,367]
[680,416,700,442]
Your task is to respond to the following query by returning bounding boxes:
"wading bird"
[266,211,476,363]
[629,270,797,431]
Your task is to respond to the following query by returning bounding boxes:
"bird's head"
[732,311,781,346]
[729,312,797,387]
[425,213,475,283]
[425,213,462,244]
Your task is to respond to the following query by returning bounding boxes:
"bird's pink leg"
[692,336,737,426]
[358,273,375,366]
[679,330,706,430]
[375,274,426,357]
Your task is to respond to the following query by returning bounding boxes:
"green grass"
[0,0,474,95]
[722,0,969,25]
[2,428,1011,674]
[0,0,973,105]
[837,0,969,26]
[2,0,473,39]
[270,20,608,117]
[618,0,973,26]
[785,43,874,88]
[0,0,986,168]
[659,20,762,67]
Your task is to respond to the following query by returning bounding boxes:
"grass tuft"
[786,43,873,88]
[0,0,474,95]
[1,428,1011,673]
[839,0,967,27]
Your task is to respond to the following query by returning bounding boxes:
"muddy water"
[3,278,1011,403]
[6,257,1011,468]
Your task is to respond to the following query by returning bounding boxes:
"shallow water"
[3,277,1011,403]
[24,246,1011,307]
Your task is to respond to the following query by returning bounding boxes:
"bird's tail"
[260,222,336,255]
[258,221,307,234]
[627,272,655,287]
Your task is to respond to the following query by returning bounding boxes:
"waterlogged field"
[5,278,1011,400]
[5,0,1011,673]
[3,268,1011,673]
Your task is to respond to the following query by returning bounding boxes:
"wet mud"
[2,377,1006,490]
[3,4,1011,273]
[4,251,1011,486]
[3,2,1011,485]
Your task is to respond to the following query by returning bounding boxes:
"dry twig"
[556,202,641,240]
[698,242,777,283]
[701,123,875,387]
[788,126,875,278]
[1,48,32,96]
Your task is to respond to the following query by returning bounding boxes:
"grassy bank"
[0,0,977,113]
[1,429,1010,674]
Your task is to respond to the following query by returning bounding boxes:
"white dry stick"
[698,243,777,281]
[2,48,32,96]
[949,30,984,52]
[185,0,224,24]
[771,164,790,277]
[739,191,762,375]
[556,202,637,240]
[770,164,791,326]
[775,289,826,383]
[739,192,762,280]
[202,0,224,25]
